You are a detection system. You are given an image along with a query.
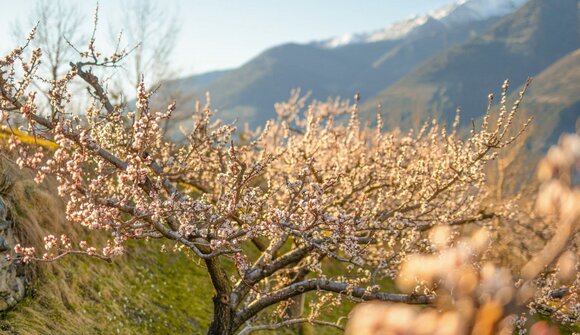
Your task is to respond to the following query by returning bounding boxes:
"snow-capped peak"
[317,0,527,48]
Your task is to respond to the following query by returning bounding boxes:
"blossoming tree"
[1,22,574,335]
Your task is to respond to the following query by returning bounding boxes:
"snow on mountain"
[318,0,527,48]
[323,33,365,48]
[365,15,429,43]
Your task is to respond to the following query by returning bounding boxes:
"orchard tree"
[1,20,575,335]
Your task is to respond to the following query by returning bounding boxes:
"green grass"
[0,238,363,335]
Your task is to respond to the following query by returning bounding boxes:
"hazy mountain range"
[158,0,579,147]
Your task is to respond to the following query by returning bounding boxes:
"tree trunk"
[285,293,306,334]
[285,266,308,335]
[205,257,234,335]
[207,294,233,335]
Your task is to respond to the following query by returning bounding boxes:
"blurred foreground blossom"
[347,134,580,335]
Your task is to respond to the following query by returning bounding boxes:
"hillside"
[361,0,579,130]
[484,48,580,199]
[515,49,580,151]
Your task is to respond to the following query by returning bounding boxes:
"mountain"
[361,0,579,130]
[158,0,526,132]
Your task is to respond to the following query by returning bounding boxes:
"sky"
[0,0,452,77]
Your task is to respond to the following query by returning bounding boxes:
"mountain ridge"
[360,0,579,128]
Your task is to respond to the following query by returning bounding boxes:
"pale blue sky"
[0,0,451,76]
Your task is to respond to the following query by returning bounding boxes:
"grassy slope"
[1,243,214,335]
[513,49,580,150]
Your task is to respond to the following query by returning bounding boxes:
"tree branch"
[231,245,313,308]
[233,278,433,328]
